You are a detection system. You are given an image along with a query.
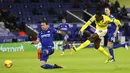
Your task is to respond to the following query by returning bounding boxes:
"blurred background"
[0,0,130,47]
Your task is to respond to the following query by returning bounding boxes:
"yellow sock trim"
[98,46,111,58]
[76,40,91,51]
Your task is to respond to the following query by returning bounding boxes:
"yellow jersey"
[80,15,121,32]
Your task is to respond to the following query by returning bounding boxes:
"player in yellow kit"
[73,11,121,63]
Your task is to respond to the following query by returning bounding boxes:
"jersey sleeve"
[37,33,40,39]
[107,16,121,27]
[114,19,121,27]
[80,15,95,32]
[52,28,59,34]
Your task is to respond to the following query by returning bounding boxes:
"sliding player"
[32,20,68,69]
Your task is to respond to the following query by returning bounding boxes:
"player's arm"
[114,26,119,36]
[108,17,121,27]
[58,30,69,41]
[67,24,71,34]
[80,15,95,32]
[114,19,121,36]
[32,33,40,44]
[108,17,121,37]
[57,30,67,36]
[32,38,40,44]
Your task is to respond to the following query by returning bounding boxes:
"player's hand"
[79,31,84,37]
[114,32,117,37]
[67,31,71,35]
[31,41,39,44]
[64,35,69,41]
[31,41,35,44]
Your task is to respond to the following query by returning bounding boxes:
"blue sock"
[41,64,55,69]
[113,44,125,49]
[67,44,71,49]
[108,47,115,59]
[62,45,67,52]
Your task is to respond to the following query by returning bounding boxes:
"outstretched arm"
[32,38,40,44]
[57,31,66,35]
[80,16,95,32]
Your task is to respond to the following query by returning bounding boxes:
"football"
[4,60,13,68]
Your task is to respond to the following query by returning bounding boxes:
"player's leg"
[107,41,115,62]
[40,48,55,69]
[73,33,98,51]
[66,42,72,54]
[60,44,66,55]
[107,35,115,61]
[40,48,63,69]
[94,38,112,58]
[61,40,72,55]
[60,41,67,55]
[37,48,41,59]
[113,43,128,50]
[68,44,73,54]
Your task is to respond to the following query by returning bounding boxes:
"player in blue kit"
[32,20,68,69]
[58,19,72,55]
[105,7,128,62]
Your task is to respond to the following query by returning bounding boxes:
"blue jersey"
[37,28,58,47]
[108,15,116,34]
[59,23,70,34]
[108,15,117,42]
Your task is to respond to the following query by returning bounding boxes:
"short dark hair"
[96,10,102,16]
[41,20,48,25]
[105,6,110,9]
[95,11,103,22]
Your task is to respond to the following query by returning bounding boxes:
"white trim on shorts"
[95,29,107,39]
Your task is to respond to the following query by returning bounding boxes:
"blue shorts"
[63,44,71,49]
[108,33,115,43]
[61,35,69,41]
[40,46,54,62]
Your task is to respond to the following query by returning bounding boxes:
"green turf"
[0,47,130,73]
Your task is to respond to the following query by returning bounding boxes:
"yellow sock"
[76,40,91,51]
[98,46,111,58]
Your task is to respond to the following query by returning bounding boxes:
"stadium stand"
[0,0,130,45]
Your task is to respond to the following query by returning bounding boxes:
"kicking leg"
[73,33,98,51]
[94,38,111,58]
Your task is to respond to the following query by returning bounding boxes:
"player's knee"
[41,50,48,57]
[40,65,47,69]
[88,36,95,42]
[84,31,91,37]
[88,34,98,42]
[88,37,93,42]
[40,61,46,67]
[107,42,113,48]
[94,45,100,49]
[88,36,96,42]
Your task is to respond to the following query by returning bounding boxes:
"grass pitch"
[0,47,130,73]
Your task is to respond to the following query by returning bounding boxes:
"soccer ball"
[4,60,13,68]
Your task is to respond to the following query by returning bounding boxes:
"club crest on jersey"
[47,31,50,33]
